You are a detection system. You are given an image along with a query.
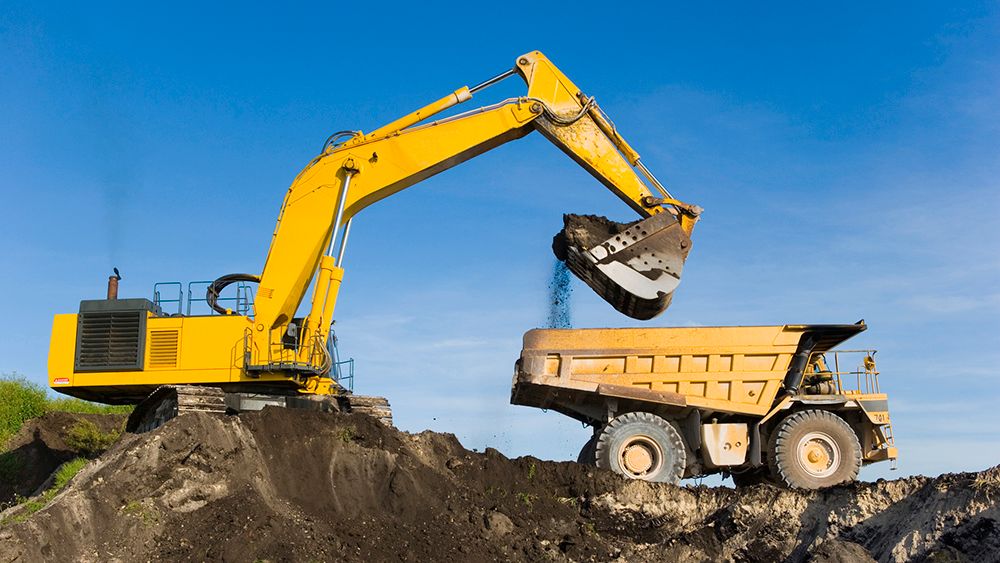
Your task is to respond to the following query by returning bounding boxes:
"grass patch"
[0,376,47,447]
[337,426,357,443]
[486,485,509,498]
[0,375,131,450]
[2,457,87,525]
[52,457,87,489]
[121,499,159,525]
[65,419,123,458]
[515,492,538,509]
[46,397,132,416]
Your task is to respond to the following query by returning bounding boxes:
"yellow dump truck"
[511,321,896,489]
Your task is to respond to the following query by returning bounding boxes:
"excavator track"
[341,395,393,426]
[127,385,393,433]
[126,385,227,433]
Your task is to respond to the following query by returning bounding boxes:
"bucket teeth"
[554,213,692,320]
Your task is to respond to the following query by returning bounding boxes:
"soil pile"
[0,412,125,506]
[1,409,997,562]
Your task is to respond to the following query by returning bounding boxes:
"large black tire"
[577,433,599,465]
[595,412,686,483]
[769,410,861,489]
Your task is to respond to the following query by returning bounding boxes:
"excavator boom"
[255,51,701,353]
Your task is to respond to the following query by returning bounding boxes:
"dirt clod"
[552,214,636,261]
[1,408,997,562]
[485,511,515,535]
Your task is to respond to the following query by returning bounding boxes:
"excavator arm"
[246,51,701,366]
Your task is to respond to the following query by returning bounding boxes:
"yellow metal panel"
[48,314,77,388]
[520,325,809,416]
[50,313,310,400]
[148,329,180,368]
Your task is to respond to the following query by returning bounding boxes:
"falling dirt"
[1,409,998,562]
[547,260,573,329]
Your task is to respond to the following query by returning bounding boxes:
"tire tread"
[595,411,686,483]
[770,409,861,489]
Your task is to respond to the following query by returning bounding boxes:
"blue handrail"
[328,328,355,391]
[151,280,255,316]
[152,282,183,315]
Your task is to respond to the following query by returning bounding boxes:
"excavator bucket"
[553,213,692,320]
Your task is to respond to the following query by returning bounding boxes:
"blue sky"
[2,2,998,482]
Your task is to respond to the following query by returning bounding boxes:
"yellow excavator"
[47,51,701,430]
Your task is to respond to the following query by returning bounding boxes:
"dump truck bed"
[511,324,865,423]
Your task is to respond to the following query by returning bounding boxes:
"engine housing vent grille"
[148,330,180,368]
[74,310,146,372]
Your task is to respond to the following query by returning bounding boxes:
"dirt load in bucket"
[1,409,998,562]
[553,213,692,321]
[553,214,635,261]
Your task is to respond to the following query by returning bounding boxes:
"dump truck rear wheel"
[577,433,599,465]
[770,409,861,489]
[595,412,685,483]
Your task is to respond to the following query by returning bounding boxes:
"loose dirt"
[0,412,125,507]
[552,214,636,261]
[1,409,997,562]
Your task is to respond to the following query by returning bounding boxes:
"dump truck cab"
[510,321,897,489]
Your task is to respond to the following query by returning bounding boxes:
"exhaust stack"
[107,267,121,300]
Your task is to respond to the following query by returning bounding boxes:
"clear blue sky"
[2,2,998,481]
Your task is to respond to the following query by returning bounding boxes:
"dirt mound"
[1,409,997,562]
[0,412,125,506]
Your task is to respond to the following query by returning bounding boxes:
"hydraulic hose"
[206,273,260,315]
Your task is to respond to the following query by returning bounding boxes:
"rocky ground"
[1,408,997,562]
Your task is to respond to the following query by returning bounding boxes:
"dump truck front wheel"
[770,410,861,489]
[595,412,685,483]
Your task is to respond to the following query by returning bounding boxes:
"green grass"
[0,376,47,448]
[65,419,123,458]
[52,457,87,488]
[0,375,131,449]
[46,397,132,415]
[515,491,538,509]
[337,426,357,443]
[2,457,87,525]
[121,499,159,525]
